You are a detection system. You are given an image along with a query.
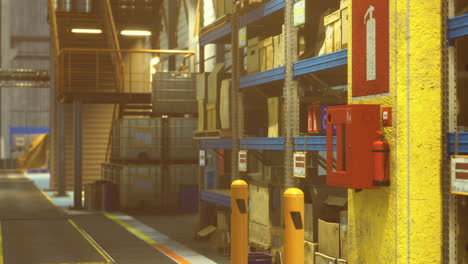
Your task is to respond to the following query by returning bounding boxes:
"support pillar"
[73,100,83,209]
[347,0,443,262]
[57,103,66,196]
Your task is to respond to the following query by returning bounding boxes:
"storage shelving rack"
[196,0,349,254]
[446,3,468,262]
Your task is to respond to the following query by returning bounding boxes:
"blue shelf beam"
[448,14,468,41]
[240,137,286,150]
[239,66,285,89]
[200,190,231,208]
[448,132,468,154]
[200,22,232,47]
[241,0,285,26]
[200,0,285,46]
[293,136,336,151]
[200,138,232,150]
[293,49,348,77]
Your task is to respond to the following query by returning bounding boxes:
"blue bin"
[179,184,199,213]
[248,252,272,264]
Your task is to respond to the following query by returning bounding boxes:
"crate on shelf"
[152,72,197,115]
[167,118,198,162]
[119,165,164,211]
[165,164,199,210]
[111,118,163,162]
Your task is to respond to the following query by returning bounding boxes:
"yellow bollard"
[284,188,304,264]
[231,180,248,264]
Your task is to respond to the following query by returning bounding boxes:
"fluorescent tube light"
[71,28,103,34]
[120,30,152,36]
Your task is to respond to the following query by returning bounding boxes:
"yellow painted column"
[347,0,443,263]
[231,180,248,264]
[283,188,304,264]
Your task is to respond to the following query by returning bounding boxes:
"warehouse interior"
[0,0,467,263]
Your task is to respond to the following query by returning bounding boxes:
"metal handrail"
[104,0,123,92]
[47,0,60,55]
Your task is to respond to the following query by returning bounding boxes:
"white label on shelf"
[239,150,248,172]
[199,150,206,167]
[239,27,247,48]
[451,155,468,195]
[293,152,307,178]
[293,0,306,27]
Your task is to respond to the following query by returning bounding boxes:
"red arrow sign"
[352,0,389,97]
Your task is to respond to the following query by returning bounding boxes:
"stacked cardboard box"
[259,37,274,72]
[196,64,231,132]
[273,32,284,68]
[215,0,233,18]
[322,0,348,55]
[268,97,284,137]
[247,32,284,75]
[247,37,260,74]
[249,182,271,248]
[315,210,349,263]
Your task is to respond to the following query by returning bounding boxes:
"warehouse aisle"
[0,171,178,264]
[0,171,107,264]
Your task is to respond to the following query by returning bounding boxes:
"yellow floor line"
[25,172,113,264]
[0,221,4,264]
[104,213,192,264]
[67,219,114,264]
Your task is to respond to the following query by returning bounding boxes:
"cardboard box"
[198,99,206,131]
[305,203,314,242]
[217,210,229,231]
[211,229,230,250]
[273,34,284,68]
[324,10,342,54]
[215,0,225,17]
[219,79,230,129]
[318,219,340,258]
[260,37,274,71]
[298,29,306,56]
[196,73,208,100]
[305,241,319,264]
[207,63,224,105]
[268,97,283,137]
[249,183,270,226]
[341,7,348,49]
[340,211,348,259]
[315,252,337,264]
[206,104,218,130]
[247,37,260,74]
[249,221,271,249]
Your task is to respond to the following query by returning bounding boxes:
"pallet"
[193,129,232,139]
[200,14,231,37]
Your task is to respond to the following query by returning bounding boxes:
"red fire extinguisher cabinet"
[326,104,381,189]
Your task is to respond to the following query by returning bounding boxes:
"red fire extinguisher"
[372,131,390,186]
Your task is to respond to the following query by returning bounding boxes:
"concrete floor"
[26,172,230,264]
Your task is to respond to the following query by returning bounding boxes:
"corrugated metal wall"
[51,103,114,189]
[1,88,50,158]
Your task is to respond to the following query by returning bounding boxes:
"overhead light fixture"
[71,28,102,34]
[120,30,152,36]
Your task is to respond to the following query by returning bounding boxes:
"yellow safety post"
[284,188,304,264]
[231,180,248,264]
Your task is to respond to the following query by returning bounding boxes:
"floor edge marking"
[104,212,200,264]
